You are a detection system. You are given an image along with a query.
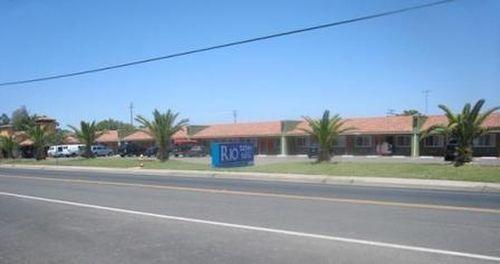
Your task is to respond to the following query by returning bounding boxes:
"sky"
[0,0,499,127]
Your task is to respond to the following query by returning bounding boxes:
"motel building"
[114,114,500,158]
[5,114,498,159]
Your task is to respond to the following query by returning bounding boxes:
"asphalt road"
[0,167,499,263]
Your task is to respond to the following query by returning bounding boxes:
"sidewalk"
[1,164,500,192]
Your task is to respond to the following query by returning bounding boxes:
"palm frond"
[469,99,485,123]
[438,104,456,123]
[475,106,500,127]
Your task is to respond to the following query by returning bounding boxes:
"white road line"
[1,191,499,262]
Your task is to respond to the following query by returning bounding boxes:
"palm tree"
[135,109,188,162]
[301,110,355,162]
[429,99,499,165]
[26,125,53,160]
[68,121,101,158]
[0,135,18,159]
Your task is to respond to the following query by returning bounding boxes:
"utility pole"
[422,90,431,115]
[129,102,134,126]
[386,109,396,116]
[232,110,237,123]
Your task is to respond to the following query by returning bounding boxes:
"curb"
[1,164,499,193]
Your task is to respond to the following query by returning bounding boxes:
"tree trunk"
[157,144,169,162]
[83,144,93,158]
[35,146,46,160]
[455,144,473,166]
[442,135,448,158]
[317,147,331,162]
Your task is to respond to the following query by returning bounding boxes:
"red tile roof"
[192,121,282,139]
[123,130,153,142]
[19,139,33,146]
[287,116,414,136]
[173,128,189,139]
[287,113,500,136]
[96,130,119,143]
[63,135,81,144]
[421,113,500,130]
[122,128,189,142]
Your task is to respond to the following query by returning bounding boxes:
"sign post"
[211,142,254,168]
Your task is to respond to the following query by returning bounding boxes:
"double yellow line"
[0,174,498,214]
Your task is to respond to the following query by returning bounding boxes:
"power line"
[0,0,455,87]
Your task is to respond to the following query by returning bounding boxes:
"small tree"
[398,109,422,116]
[52,129,71,145]
[135,109,188,162]
[26,125,53,160]
[301,110,354,162]
[429,99,499,166]
[97,118,136,139]
[68,121,101,158]
[11,106,38,131]
[0,135,18,159]
[0,113,10,126]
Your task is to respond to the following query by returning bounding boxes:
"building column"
[279,135,287,156]
[411,133,419,157]
[411,116,420,157]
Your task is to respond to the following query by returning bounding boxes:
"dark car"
[307,144,319,158]
[118,142,144,157]
[186,145,207,157]
[174,145,207,157]
[444,138,458,161]
[144,146,158,157]
[306,144,334,159]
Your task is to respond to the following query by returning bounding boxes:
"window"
[473,134,495,147]
[424,135,443,147]
[355,136,372,147]
[395,136,411,147]
[296,137,306,146]
[334,136,346,147]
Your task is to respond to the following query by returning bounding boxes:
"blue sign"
[211,143,254,167]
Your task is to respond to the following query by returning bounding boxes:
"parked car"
[174,145,207,157]
[144,146,158,157]
[91,145,114,156]
[118,142,144,157]
[444,138,458,161]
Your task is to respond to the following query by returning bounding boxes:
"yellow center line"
[0,174,499,214]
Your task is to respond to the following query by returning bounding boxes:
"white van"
[47,144,84,157]
[65,144,84,157]
[48,145,66,157]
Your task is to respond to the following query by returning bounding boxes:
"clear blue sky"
[1,0,499,127]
